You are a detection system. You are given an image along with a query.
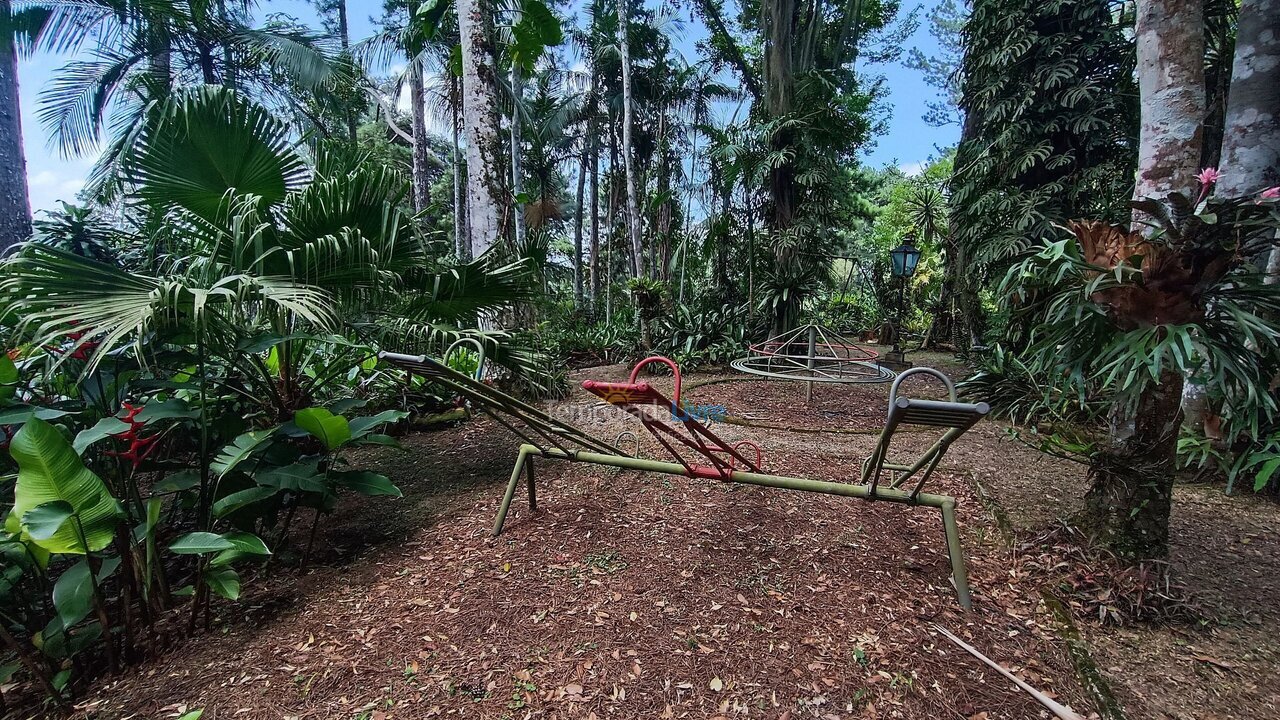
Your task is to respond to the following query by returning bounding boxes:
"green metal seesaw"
[379,351,989,609]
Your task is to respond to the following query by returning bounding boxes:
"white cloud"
[899,160,928,177]
[30,170,58,187]
[59,178,84,194]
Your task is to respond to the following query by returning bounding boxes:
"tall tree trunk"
[617,0,646,277]
[764,0,798,331]
[1084,0,1205,559]
[589,90,601,311]
[510,64,525,248]
[1217,0,1279,198]
[1132,0,1205,212]
[337,0,357,141]
[409,40,430,213]
[457,0,503,256]
[573,137,588,308]
[451,75,469,260]
[0,0,32,252]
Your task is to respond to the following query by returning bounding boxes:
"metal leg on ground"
[493,446,532,536]
[526,456,537,512]
[940,502,972,610]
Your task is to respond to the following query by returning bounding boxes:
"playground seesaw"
[379,350,989,609]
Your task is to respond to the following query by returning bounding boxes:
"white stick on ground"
[933,623,1086,720]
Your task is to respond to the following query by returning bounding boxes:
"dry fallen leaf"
[709,676,724,692]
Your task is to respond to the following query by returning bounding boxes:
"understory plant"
[0,87,538,707]
[970,186,1280,557]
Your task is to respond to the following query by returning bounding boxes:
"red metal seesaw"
[582,356,764,480]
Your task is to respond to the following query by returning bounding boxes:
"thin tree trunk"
[573,138,588,307]
[452,75,469,260]
[510,64,525,248]
[617,0,646,277]
[0,0,32,252]
[589,90,601,310]
[338,0,357,141]
[410,60,431,213]
[458,0,504,256]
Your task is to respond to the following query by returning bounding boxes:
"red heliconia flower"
[1262,187,1280,200]
[104,402,160,470]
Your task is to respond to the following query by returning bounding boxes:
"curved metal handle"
[444,337,489,381]
[628,355,682,406]
[888,367,956,406]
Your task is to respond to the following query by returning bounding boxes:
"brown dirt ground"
[22,351,1280,720]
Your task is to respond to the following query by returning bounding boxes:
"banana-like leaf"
[294,408,351,451]
[11,418,121,555]
[331,470,402,497]
[169,532,234,555]
[52,557,120,627]
[212,487,279,518]
[203,566,241,600]
[254,461,325,492]
[73,417,130,454]
[0,352,17,401]
[348,410,408,440]
[212,429,278,477]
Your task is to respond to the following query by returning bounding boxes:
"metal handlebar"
[443,337,489,381]
[888,367,956,407]
[628,355,682,406]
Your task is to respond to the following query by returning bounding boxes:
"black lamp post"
[883,235,922,370]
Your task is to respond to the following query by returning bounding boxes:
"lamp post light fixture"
[883,235,922,370]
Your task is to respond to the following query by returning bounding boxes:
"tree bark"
[1082,370,1185,558]
[409,62,430,213]
[0,0,32,253]
[1088,0,1205,560]
[457,0,503,256]
[573,136,588,307]
[1217,0,1279,198]
[589,87,601,311]
[510,63,525,248]
[338,0,357,141]
[1132,0,1205,211]
[617,0,645,277]
[451,74,469,260]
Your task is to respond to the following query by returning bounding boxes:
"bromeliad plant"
[978,185,1280,558]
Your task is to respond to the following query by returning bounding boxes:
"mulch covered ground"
[41,353,1280,719]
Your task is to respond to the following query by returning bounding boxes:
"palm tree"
[3,89,538,406]
[616,0,643,277]
[31,0,342,201]
[457,0,503,256]
[0,0,31,251]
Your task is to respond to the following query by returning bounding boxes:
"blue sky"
[15,0,957,215]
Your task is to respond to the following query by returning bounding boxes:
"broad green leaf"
[0,352,17,401]
[154,469,201,493]
[294,408,351,450]
[177,712,204,720]
[212,487,278,518]
[169,532,234,555]
[203,566,241,600]
[223,531,270,556]
[0,405,71,425]
[212,429,277,477]
[254,461,324,492]
[135,398,199,422]
[52,557,120,627]
[0,661,20,684]
[348,410,408,440]
[22,501,74,540]
[73,417,130,454]
[331,470,402,498]
[11,418,121,554]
